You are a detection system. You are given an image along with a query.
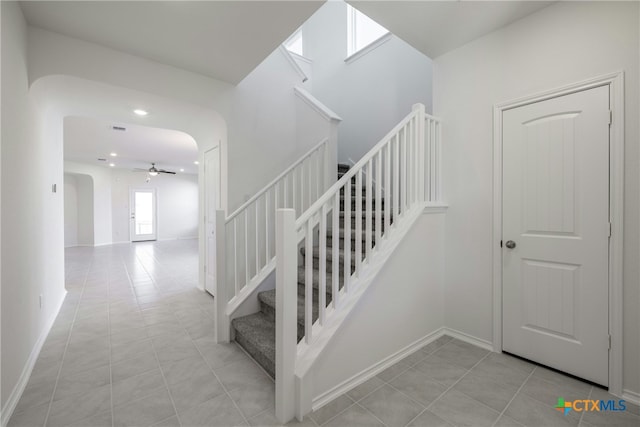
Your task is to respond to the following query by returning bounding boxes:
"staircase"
[231,164,385,378]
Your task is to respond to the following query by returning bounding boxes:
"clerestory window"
[284,29,304,57]
[346,4,389,57]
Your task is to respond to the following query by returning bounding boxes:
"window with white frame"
[284,29,304,57]
[347,4,389,57]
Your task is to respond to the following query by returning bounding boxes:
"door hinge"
[500,240,503,248]
[608,222,612,237]
[608,335,611,350]
[609,110,613,126]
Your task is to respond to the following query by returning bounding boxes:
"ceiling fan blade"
[158,170,176,175]
[133,168,149,171]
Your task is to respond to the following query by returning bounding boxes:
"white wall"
[64,161,112,246]
[302,1,433,163]
[27,26,329,214]
[75,174,94,246]
[111,170,198,243]
[433,1,639,396]
[63,174,78,247]
[64,173,95,247]
[222,48,318,211]
[310,212,445,402]
[1,1,66,417]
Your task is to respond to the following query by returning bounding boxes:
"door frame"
[129,187,158,242]
[492,71,624,396]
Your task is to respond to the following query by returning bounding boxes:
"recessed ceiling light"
[133,109,148,116]
[110,152,117,157]
[194,161,199,165]
[180,168,184,172]
[109,163,115,167]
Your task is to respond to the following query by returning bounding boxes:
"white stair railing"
[214,138,332,342]
[275,104,442,422]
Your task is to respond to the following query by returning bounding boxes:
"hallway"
[8,240,277,427]
[8,241,640,427]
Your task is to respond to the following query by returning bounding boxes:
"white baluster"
[319,203,327,325]
[234,219,239,296]
[292,169,297,212]
[384,143,391,234]
[365,159,373,261]
[265,189,270,260]
[437,120,443,201]
[284,174,288,208]
[400,126,408,215]
[375,152,382,246]
[305,219,313,343]
[355,169,362,275]
[332,192,340,308]
[424,118,434,200]
[255,200,260,273]
[245,210,249,286]
[344,179,351,292]
[393,135,399,226]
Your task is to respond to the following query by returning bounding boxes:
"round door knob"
[505,240,516,249]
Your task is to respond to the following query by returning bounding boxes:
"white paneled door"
[204,147,219,296]
[502,85,610,386]
[130,188,157,242]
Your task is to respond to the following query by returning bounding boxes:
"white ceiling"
[64,116,199,175]
[348,1,554,58]
[20,1,324,84]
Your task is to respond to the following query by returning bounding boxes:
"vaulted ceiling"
[20,1,324,84]
[348,1,554,58]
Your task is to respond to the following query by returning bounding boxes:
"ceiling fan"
[135,162,176,176]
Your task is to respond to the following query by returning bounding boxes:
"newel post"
[275,209,298,423]
[214,210,230,343]
[412,103,427,202]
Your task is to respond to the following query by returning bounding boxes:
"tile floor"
[8,241,640,427]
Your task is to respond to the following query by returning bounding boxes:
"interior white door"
[502,85,610,386]
[204,147,220,296]
[130,188,157,242]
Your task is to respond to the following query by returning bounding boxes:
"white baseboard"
[622,389,640,406]
[158,236,198,242]
[1,290,67,427]
[442,327,494,352]
[311,328,447,412]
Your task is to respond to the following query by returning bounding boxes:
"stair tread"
[259,289,321,327]
[232,312,275,364]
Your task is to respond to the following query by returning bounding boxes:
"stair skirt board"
[310,328,447,413]
[309,327,493,414]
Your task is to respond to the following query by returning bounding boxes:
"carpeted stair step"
[326,227,377,245]
[340,195,384,211]
[337,164,350,174]
[258,289,323,343]
[231,312,275,378]
[301,246,362,272]
[297,265,343,292]
[339,213,390,230]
